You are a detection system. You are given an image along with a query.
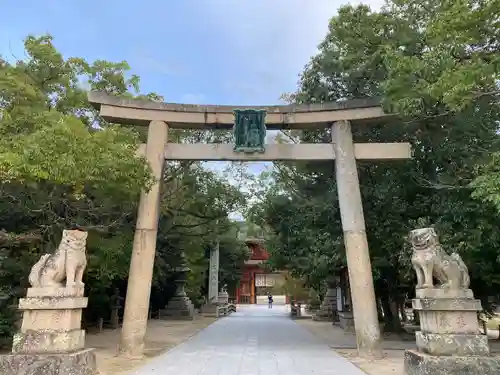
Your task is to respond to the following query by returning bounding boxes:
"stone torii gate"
[88,92,411,359]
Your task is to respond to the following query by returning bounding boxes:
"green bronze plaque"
[233,109,267,153]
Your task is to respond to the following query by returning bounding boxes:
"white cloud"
[196,0,385,100]
[195,0,386,218]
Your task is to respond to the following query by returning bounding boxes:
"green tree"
[0,34,249,343]
[251,1,500,331]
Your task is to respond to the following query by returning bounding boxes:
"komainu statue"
[28,229,88,288]
[410,227,470,290]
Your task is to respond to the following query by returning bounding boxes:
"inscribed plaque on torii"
[233,109,267,153]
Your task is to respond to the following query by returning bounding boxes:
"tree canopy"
[0,35,249,345]
[250,0,500,329]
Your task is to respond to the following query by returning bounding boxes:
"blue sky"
[1,0,383,105]
[1,0,383,217]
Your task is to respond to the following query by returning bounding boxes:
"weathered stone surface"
[314,287,338,321]
[29,230,88,289]
[332,121,383,359]
[200,303,229,317]
[416,288,474,299]
[338,311,355,332]
[407,227,496,375]
[416,331,490,356]
[413,297,481,311]
[27,287,85,298]
[200,303,218,315]
[159,296,195,320]
[19,296,88,310]
[0,348,97,375]
[6,229,95,374]
[418,308,481,334]
[12,329,85,354]
[208,243,219,303]
[218,287,229,304]
[20,297,86,332]
[118,120,168,358]
[404,349,500,375]
[410,227,470,292]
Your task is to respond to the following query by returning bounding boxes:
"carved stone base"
[20,288,87,334]
[415,288,474,299]
[13,329,86,354]
[338,311,355,332]
[413,296,483,339]
[200,302,230,317]
[416,331,489,356]
[200,303,218,316]
[404,349,500,375]
[159,296,195,320]
[15,288,88,355]
[314,288,338,322]
[218,290,229,305]
[0,348,97,375]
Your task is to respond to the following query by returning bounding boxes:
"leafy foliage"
[251,0,500,330]
[0,35,248,346]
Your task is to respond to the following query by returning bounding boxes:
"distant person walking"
[268,293,273,309]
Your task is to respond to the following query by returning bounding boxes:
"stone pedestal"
[200,302,218,316]
[0,287,97,375]
[404,288,500,375]
[338,310,355,332]
[0,349,97,375]
[314,287,338,321]
[160,296,195,320]
[218,288,229,305]
[200,302,230,317]
[404,350,500,375]
[159,260,195,320]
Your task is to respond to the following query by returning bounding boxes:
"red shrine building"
[235,238,288,305]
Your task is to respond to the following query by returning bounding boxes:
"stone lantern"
[173,262,190,297]
[159,253,195,320]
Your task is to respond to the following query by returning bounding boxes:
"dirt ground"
[334,348,404,375]
[86,317,217,375]
[296,319,405,374]
[296,319,500,375]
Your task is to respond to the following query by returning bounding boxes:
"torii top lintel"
[87,91,392,130]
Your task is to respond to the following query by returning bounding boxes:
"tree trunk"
[389,299,403,330]
[376,298,384,321]
[398,299,407,323]
[380,292,404,332]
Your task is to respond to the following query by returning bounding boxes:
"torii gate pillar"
[119,120,168,358]
[332,120,382,358]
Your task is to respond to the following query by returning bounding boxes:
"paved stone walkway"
[130,305,367,375]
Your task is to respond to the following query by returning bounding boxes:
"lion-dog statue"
[29,229,88,288]
[410,227,470,290]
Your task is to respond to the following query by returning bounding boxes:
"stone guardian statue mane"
[410,227,470,290]
[29,229,88,288]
